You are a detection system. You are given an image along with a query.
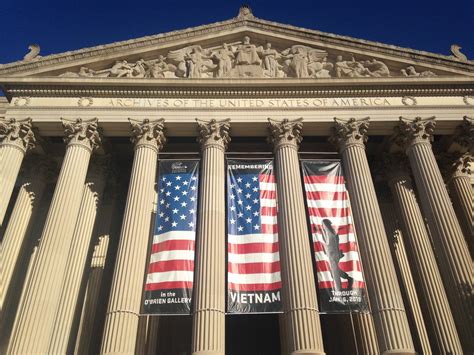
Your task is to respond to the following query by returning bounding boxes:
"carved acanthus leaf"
[0,118,36,152]
[62,118,101,151]
[129,118,166,150]
[267,118,303,149]
[438,152,472,180]
[329,117,370,150]
[196,118,231,149]
[382,152,413,183]
[452,116,474,152]
[392,116,436,149]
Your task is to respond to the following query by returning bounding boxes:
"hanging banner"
[142,160,199,314]
[301,160,369,313]
[226,160,282,313]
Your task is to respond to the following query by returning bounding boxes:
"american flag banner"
[142,160,199,314]
[227,160,282,313]
[301,160,369,313]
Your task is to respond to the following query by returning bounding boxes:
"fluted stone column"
[378,201,431,355]
[330,117,415,354]
[0,156,53,313]
[0,118,36,227]
[192,118,229,355]
[48,156,108,353]
[445,153,473,255]
[394,117,473,352]
[268,118,325,355]
[7,118,101,354]
[101,118,166,354]
[75,235,110,354]
[384,154,462,353]
[351,313,379,355]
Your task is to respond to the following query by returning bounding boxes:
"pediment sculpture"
[59,36,438,79]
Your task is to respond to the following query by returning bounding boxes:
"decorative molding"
[62,117,101,151]
[196,118,231,150]
[267,117,303,150]
[5,85,473,99]
[0,117,36,152]
[329,116,370,152]
[129,118,166,151]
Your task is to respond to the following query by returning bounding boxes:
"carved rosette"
[129,118,166,152]
[62,118,102,152]
[0,118,36,153]
[392,116,436,151]
[267,118,303,151]
[196,118,231,151]
[329,117,370,152]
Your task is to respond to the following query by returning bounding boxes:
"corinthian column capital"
[129,118,166,152]
[196,118,231,150]
[62,118,102,152]
[0,117,36,153]
[329,117,370,151]
[267,117,303,151]
[393,116,436,151]
[453,116,474,152]
[383,152,413,184]
[439,152,472,181]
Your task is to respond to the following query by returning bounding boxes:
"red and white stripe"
[303,174,366,289]
[228,173,281,292]
[145,230,195,291]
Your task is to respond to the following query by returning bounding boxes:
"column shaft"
[101,118,165,354]
[192,119,227,355]
[275,145,325,355]
[0,179,46,312]
[450,175,473,238]
[8,147,93,353]
[268,118,325,355]
[352,313,379,355]
[379,201,432,355]
[407,144,473,351]
[331,118,415,354]
[7,118,100,354]
[75,235,110,354]
[387,172,462,353]
[48,170,106,353]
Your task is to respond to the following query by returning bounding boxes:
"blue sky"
[1,0,473,64]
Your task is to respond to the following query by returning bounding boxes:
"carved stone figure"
[167,45,216,78]
[212,44,234,77]
[335,55,371,78]
[400,66,437,77]
[308,57,333,78]
[449,44,469,62]
[261,43,280,77]
[144,55,176,78]
[364,58,390,77]
[23,44,41,61]
[235,36,262,65]
[59,67,96,78]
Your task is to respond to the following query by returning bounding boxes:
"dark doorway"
[226,313,281,355]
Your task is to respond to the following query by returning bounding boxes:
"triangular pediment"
[1,7,473,80]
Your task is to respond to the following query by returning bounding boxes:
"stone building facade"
[0,6,472,355]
